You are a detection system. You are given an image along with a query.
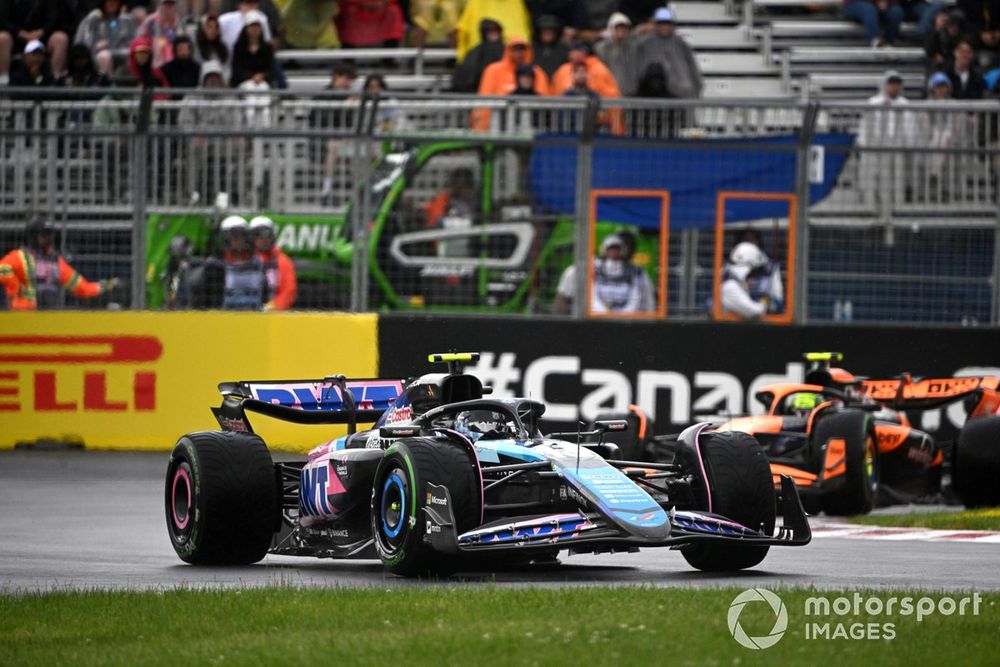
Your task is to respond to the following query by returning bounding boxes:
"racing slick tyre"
[165,431,278,565]
[371,437,481,577]
[681,431,776,571]
[953,416,1000,508]
[815,410,878,516]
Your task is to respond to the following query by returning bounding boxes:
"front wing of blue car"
[423,476,811,554]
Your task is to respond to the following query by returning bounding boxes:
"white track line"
[809,520,1000,543]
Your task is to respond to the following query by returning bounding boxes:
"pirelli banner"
[0,312,378,450]
[379,315,1000,440]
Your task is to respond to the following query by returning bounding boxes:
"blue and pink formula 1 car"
[165,353,811,576]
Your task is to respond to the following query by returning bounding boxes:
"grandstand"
[0,1,996,323]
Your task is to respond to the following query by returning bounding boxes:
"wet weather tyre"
[816,410,877,516]
[165,431,277,565]
[681,431,776,571]
[953,416,1000,508]
[372,437,481,577]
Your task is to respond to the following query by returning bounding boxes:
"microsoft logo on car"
[728,588,788,650]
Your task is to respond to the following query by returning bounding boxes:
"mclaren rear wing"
[859,375,999,411]
[211,375,404,434]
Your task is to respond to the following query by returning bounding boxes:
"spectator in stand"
[926,10,970,72]
[138,0,186,68]
[958,0,1000,51]
[861,69,915,139]
[0,219,119,310]
[511,62,539,94]
[636,8,702,99]
[363,74,409,132]
[193,13,229,80]
[178,61,237,205]
[319,62,359,204]
[551,41,621,96]
[945,38,987,98]
[230,10,274,87]
[161,35,201,88]
[249,216,296,310]
[455,0,533,60]
[0,0,73,81]
[556,52,625,133]
[902,0,946,37]
[74,0,138,77]
[478,35,550,95]
[596,12,640,97]
[857,70,915,206]
[275,0,336,48]
[63,43,110,87]
[472,35,549,130]
[843,0,903,48]
[410,0,462,48]
[451,18,504,92]
[922,71,957,181]
[220,0,272,51]
[336,0,405,49]
[526,0,586,43]
[562,61,597,98]
[9,40,58,88]
[127,35,169,89]
[551,40,623,132]
[532,15,568,79]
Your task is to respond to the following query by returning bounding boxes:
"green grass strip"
[849,508,1000,531]
[1,587,997,666]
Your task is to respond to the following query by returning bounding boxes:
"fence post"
[131,88,153,310]
[793,102,819,324]
[993,196,1000,324]
[571,99,597,319]
[350,92,373,313]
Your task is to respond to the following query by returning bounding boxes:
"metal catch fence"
[0,89,996,324]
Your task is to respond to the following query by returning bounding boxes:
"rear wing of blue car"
[211,375,405,435]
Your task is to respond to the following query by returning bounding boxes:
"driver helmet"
[787,392,821,417]
[454,410,513,442]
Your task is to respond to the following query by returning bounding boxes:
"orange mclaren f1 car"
[710,353,1000,515]
[607,352,1000,515]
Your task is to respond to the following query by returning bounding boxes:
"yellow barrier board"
[0,312,378,451]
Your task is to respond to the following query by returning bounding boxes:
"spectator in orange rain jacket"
[249,215,297,310]
[550,41,624,134]
[472,35,550,129]
[0,219,117,310]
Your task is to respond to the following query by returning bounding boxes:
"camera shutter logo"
[727,588,788,650]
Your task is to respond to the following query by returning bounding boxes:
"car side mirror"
[379,425,420,439]
[594,420,628,433]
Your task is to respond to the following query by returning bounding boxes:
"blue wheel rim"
[381,472,406,539]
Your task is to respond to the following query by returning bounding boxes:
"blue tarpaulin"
[528,133,854,229]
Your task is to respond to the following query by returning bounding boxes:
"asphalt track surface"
[2,450,999,594]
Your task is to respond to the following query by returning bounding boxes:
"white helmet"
[249,215,275,238]
[220,215,248,244]
[220,215,248,233]
[730,241,766,269]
